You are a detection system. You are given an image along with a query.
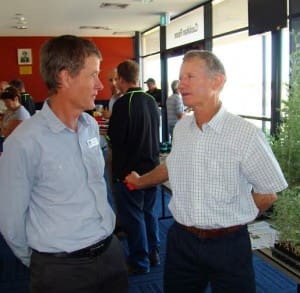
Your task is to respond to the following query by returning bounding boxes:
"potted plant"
[270,32,300,269]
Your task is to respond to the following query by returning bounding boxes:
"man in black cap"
[144,78,162,107]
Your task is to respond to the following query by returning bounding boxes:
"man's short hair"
[40,35,102,95]
[9,79,24,92]
[117,60,139,84]
[171,80,179,93]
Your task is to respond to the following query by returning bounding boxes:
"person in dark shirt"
[9,79,36,116]
[144,77,162,106]
[108,60,160,274]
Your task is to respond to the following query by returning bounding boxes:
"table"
[255,248,300,291]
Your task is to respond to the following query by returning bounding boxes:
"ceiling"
[0,0,207,37]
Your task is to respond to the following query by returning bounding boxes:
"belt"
[32,235,113,258]
[178,223,243,239]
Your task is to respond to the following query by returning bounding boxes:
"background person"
[0,80,9,92]
[144,77,162,107]
[103,68,122,119]
[125,50,287,292]
[0,35,128,293]
[0,86,30,138]
[166,79,185,140]
[108,60,160,274]
[101,68,125,238]
[9,78,36,115]
[0,81,9,129]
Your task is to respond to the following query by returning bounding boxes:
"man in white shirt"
[125,50,287,292]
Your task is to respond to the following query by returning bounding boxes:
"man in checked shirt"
[125,50,287,293]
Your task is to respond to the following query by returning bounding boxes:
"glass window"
[213,31,272,118]
[281,27,290,101]
[244,118,271,135]
[167,55,183,95]
[142,54,161,90]
[213,0,248,36]
[142,27,160,56]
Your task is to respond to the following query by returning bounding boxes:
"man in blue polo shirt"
[0,35,128,293]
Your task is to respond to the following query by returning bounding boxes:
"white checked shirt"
[166,105,288,229]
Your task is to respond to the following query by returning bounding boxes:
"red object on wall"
[0,36,134,103]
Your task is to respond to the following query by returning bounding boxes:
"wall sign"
[166,6,204,49]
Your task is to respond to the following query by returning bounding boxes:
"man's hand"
[102,108,112,119]
[252,192,278,214]
[124,171,141,190]
[124,164,169,190]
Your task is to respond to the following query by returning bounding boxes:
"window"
[142,54,161,91]
[281,27,290,102]
[213,31,272,124]
[167,55,183,95]
[142,27,160,56]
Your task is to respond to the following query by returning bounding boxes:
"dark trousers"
[164,222,256,293]
[30,235,128,293]
[114,182,160,270]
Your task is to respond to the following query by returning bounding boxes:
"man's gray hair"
[183,50,226,79]
[171,80,179,94]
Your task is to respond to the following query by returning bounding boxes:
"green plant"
[271,33,300,186]
[272,188,300,250]
[271,32,300,251]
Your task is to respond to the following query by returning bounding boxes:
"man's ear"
[212,73,225,91]
[59,69,72,89]
[118,76,124,84]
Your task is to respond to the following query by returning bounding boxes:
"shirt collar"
[206,104,226,133]
[127,87,142,93]
[41,99,90,133]
[191,103,226,133]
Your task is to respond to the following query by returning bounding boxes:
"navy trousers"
[164,222,256,293]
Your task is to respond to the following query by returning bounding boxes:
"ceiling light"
[112,31,135,35]
[131,0,153,3]
[99,3,129,9]
[13,13,28,30]
[79,25,111,30]
[12,25,28,30]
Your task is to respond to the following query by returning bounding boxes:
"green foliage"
[272,187,300,248]
[271,33,300,186]
[271,32,300,250]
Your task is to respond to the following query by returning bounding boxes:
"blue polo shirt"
[0,101,115,266]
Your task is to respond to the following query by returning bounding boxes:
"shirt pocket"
[84,145,104,183]
[204,159,240,204]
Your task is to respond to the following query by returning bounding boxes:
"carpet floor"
[128,218,298,293]
[0,189,298,292]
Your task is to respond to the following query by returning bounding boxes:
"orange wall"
[0,36,134,103]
